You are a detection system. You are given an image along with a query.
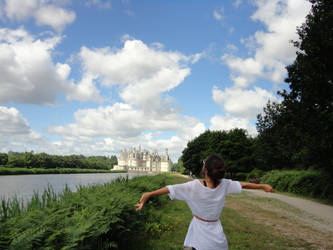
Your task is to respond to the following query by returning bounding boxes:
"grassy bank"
[0,166,127,175]
[1,174,328,249]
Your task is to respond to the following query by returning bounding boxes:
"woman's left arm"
[240,182,274,192]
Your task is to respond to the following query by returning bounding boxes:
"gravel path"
[244,189,333,232]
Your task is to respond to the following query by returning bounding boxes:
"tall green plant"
[0,174,173,249]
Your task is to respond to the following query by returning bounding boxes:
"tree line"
[180,0,333,179]
[0,151,118,170]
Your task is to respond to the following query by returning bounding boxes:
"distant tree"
[256,101,301,170]
[36,153,52,168]
[85,156,109,169]
[181,130,213,176]
[0,153,8,165]
[109,155,118,169]
[181,129,255,177]
[24,151,37,168]
[171,158,185,173]
[8,152,25,167]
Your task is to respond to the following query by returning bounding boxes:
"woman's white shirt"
[167,179,242,250]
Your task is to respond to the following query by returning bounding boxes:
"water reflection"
[0,173,148,202]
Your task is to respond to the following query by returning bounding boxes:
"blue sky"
[0,0,311,161]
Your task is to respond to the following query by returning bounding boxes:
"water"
[0,172,147,202]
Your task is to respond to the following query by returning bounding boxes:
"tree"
[36,153,52,168]
[256,0,333,173]
[171,158,185,173]
[24,151,37,168]
[181,130,214,176]
[256,100,303,170]
[109,155,118,169]
[181,129,255,177]
[0,153,8,165]
[7,152,25,167]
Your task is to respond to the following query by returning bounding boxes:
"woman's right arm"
[135,187,170,211]
[240,182,274,192]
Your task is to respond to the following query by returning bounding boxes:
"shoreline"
[0,166,127,175]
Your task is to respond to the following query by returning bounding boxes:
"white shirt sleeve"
[167,180,194,201]
[225,179,242,194]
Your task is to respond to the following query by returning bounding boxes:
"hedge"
[261,170,333,201]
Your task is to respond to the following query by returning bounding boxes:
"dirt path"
[244,189,333,233]
[225,191,333,249]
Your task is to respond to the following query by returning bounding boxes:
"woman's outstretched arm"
[135,187,170,211]
[240,182,274,192]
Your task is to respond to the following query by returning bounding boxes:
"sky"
[0,0,312,161]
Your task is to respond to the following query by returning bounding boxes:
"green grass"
[0,174,322,249]
[141,201,313,249]
[0,166,127,175]
[222,205,311,250]
[138,175,316,250]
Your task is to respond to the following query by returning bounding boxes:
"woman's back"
[167,178,242,220]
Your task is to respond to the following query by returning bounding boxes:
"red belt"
[193,214,218,222]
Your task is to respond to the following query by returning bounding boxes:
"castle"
[113,146,171,172]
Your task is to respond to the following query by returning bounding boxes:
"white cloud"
[233,0,242,8]
[0,28,101,105]
[0,106,30,135]
[78,39,194,109]
[222,54,263,78]
[0,106,43,152]
[85,0,111,9]
[210,115,257,136]
[0,27,100,104]
[213,7,224,21]
[222,0,311,84]
[48,103,181,139]
[230,75,251,88]
[4,0,38,20]
[65,74,103,102]
[212,86,278,119]
[34,5,76,32]
[226,44,238,52]
[0,28,68,104]
[3,0,75,31]
[240,35,257,55]
[79,40,190,87]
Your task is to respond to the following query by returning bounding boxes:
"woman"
[135,154,274,250]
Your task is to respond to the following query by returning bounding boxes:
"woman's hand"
[135,192,151,211]
[263,184,275,192]
[134,187,170,211]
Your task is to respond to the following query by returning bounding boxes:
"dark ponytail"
[202,154,226,187]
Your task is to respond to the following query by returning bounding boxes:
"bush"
[261,170,333,200]
[246,169,265,183]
